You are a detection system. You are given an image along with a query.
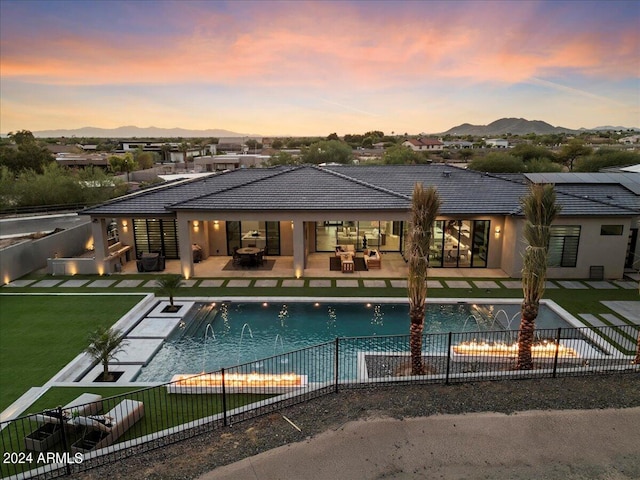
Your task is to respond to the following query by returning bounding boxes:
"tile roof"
[81,165,639,217]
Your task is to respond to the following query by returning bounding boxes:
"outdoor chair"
[71,399,144,455]
[24,393,103,452]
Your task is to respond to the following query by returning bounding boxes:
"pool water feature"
[135,301,574,383]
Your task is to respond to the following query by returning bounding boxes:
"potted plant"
[155,274,184,312]
[85,326,127,382]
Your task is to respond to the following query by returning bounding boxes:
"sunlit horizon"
[1,0,638,136]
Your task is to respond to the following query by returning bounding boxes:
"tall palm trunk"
[517,183,560,370]
[408,184,441,375]
[635,331,640,365]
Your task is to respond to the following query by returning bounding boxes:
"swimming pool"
[135,301,573,382]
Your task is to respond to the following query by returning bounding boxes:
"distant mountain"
[29,125,259,138]
[587,125,640,132]
[441,118,578,136]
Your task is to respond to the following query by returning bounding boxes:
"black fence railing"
[1,324,637,479]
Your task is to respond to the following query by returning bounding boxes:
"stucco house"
[80,164,639,280]
[402,138,444,151]
[485,139,510,148]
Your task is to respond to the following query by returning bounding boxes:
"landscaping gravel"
[71,373,639,480]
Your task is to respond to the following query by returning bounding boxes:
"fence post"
[57,406,72,476]
[334,337,339,394]
[552,328,561,378]
[445,332,452,385]
[221,368,228,426]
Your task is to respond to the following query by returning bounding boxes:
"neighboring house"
[81,165,639,280]
[443,141,473,149]
[619,135,640,144]
[55,152,110,169]
[193,154,271,172]
[77,144,99,151]
[402,138,444,151]
[485,139,510,148]
[119,141,200,163]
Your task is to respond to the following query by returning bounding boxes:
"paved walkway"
[4,277,638,291]
[199,407,640,480]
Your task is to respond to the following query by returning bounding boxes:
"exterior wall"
[485,216,505,269]
[546,217,630,280]
[208,221,228,256]
[279,220,294,256]
[500,217,525,278]
[500,216,632,280]
[0,222,93,284]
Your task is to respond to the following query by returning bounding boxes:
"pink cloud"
[1,1,637,89]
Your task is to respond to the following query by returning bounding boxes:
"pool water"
[135,301,571,382]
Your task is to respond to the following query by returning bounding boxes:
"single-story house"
[485,139,510,148]
[81,164,640,280]
[402,138,444,151]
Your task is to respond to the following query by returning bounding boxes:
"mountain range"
[28,125,258,139]
[24,118,639,138]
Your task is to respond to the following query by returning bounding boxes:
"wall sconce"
[494,226,501,238]
[122,220,128,232]
[291,221,294,229]
[213,220,220,230]
[193,220,200,232]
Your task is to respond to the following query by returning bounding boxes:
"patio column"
[292,219,305,278]
[91,218,109,275]
[178,219,194,279]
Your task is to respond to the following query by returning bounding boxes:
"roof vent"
[442,171,452,178]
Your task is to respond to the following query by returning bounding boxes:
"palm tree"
[408,183,441,375]
[517,183,561,370]
[155,274,184,311]
[85,327,127,381]
[634,332,640,365]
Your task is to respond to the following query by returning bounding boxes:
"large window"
[548,226,580,267]
[133,218,179,258]
[315,220,402,252]
[226,221,280,255]
[430,219,490,268]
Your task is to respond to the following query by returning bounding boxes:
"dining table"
[236,247,261,255]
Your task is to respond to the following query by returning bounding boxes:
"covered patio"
[119,252,509,279]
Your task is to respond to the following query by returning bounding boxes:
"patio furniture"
[136,252,165,272]
[25,393,103,452]
[341,258,355,273]
[192,244,203,263]
[71,399,144,455]
[335,245,355,257]
[363,249,381,269]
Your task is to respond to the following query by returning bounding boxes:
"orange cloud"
[1,0,638,90]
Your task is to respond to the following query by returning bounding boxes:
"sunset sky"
[1,0,638,136]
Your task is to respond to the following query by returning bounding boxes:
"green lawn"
[0,295,145,411]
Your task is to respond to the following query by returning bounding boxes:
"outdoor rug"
[329,256,367,271]
[222,259,276,271]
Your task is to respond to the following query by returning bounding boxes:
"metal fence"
[1,324,638,479]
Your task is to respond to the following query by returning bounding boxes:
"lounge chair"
[24,393,103,452]
[71,399,144,455]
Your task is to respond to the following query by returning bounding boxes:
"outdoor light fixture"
[193,220,200,232]
[121,220,128,232]
[494,226,501,238]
